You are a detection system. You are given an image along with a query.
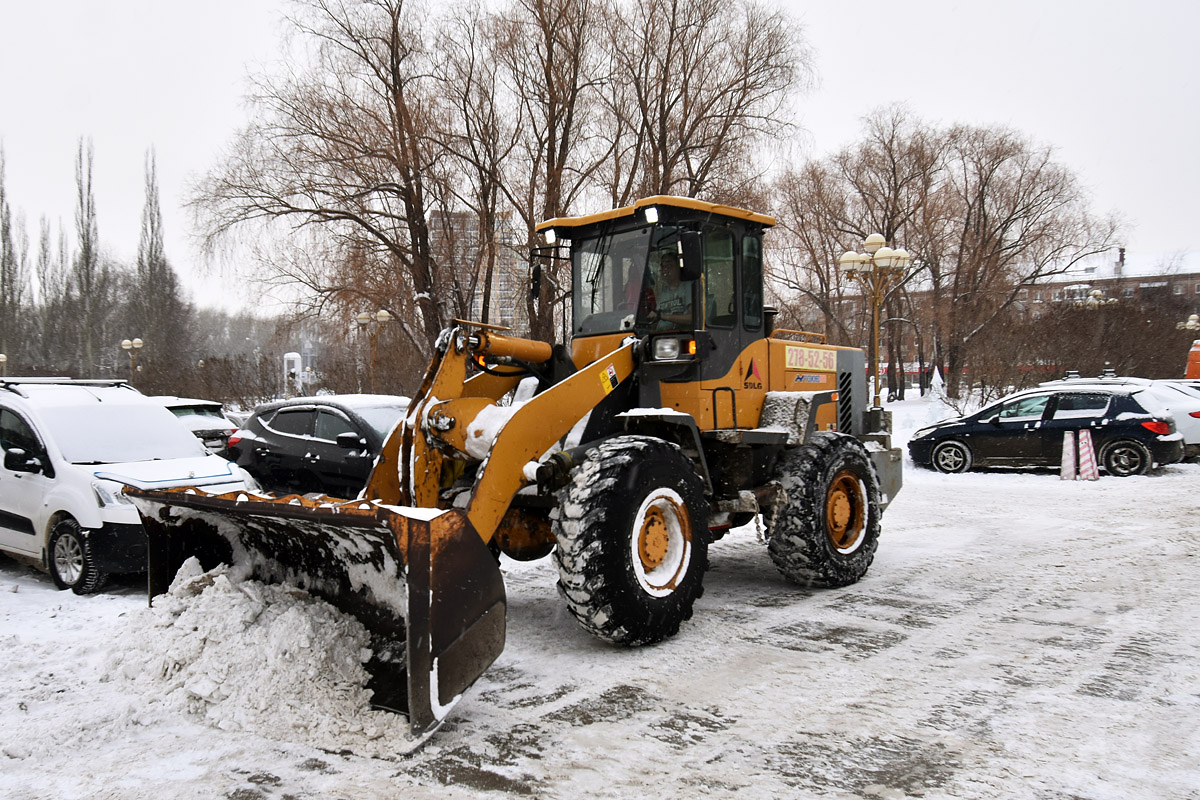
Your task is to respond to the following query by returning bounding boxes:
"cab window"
[704,228,735,329]
[742,234,763,330]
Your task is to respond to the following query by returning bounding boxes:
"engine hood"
[90,455,244,489]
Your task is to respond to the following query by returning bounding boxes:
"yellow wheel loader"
[127,195,903,739]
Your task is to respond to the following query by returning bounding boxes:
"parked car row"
[0,378,410,596]
[909,374,1198,476]
[0,379,256,594]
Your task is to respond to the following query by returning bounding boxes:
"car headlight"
[92,480,132,507]
[911,427,937,440]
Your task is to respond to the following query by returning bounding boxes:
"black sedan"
[908,386,1185,476]
[227,394,410,496]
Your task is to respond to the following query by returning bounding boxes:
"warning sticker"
[600,363,620,394]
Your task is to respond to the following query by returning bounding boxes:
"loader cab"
[542,196,774,382]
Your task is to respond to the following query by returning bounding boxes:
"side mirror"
[983,415,1001,425]
[336,431,366,450]
[679,231,703,281]
[4,448,43,474]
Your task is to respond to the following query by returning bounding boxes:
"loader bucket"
[126,487,506,737]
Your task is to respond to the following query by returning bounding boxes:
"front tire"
[552,436,708,646]
[931,440,972,473]
[1101,439,1151,477]
[766,432,881,587]
[48,519,107,595]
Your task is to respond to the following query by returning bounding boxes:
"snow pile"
[105,558,418,757]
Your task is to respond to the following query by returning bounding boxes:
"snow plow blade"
[127,487,506,737]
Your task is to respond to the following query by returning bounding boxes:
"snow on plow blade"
[126,487,506,737]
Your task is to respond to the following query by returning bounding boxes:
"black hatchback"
[908,386,1185,476]
[227,394,409,496]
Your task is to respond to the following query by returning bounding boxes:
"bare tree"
[926,124,1118,396]
[192,0,454,358]
[0,147,28,361]
[490,0,610,342]
[773,111,1118,400]
[601,0,809,204]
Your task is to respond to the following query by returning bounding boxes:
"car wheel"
[48,519,108,595]
[1100,439,1151,477]
[931,440,973,473]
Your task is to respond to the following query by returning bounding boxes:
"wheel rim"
[1107,444,1144,475]
[935,443,966,472]
[54,533,84,585]
[826,469,867,554]
[630,488,692,597]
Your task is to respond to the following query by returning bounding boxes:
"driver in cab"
[644,250,693,330]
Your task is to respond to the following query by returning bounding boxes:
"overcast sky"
[1,0,1196,312]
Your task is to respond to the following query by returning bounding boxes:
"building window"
[1195,283,1200,295]
[1123,287,1135,299]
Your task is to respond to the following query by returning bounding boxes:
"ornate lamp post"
[839,235,912,408]
[355,309,393,392]
[120,338,144,384]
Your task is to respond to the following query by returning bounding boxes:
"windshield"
[572,224,691,336]
[39,403,206,463]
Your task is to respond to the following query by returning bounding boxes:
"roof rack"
[0,378,133,399]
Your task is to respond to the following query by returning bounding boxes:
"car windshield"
[353,405,408,439]
[39,403,206,463]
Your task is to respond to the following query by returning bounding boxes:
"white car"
[0,380,255,594]
[151,395,238,453]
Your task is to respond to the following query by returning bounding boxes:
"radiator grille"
[837,371,854,433]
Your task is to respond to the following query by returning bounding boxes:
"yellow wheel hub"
[638,507,670,570]
[826,470,865,551]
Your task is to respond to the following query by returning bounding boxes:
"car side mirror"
[679,231,703,281]
[336,432,366,450]
[4,448,43,474]
[984,415,1001,425]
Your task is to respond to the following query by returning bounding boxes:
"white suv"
[0,379,254,594]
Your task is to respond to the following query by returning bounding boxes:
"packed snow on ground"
[1,394,1198,799]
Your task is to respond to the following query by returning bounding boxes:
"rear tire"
[48,519,108,595]
[1100,439,1151,477]
[552,436,708,645]
[765,432,881,587]
[931,440,972,473]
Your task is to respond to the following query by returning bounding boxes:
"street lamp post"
[839,235,912,408]
[120,338,144,384]
[355,309,393,392]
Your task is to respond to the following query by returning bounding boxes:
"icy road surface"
[1,397,1198,799]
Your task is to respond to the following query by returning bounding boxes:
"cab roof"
[536,195,775,233]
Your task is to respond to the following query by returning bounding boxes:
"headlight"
[92,480,132,507]
[911,427,936,440]
[653,338,681,360]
